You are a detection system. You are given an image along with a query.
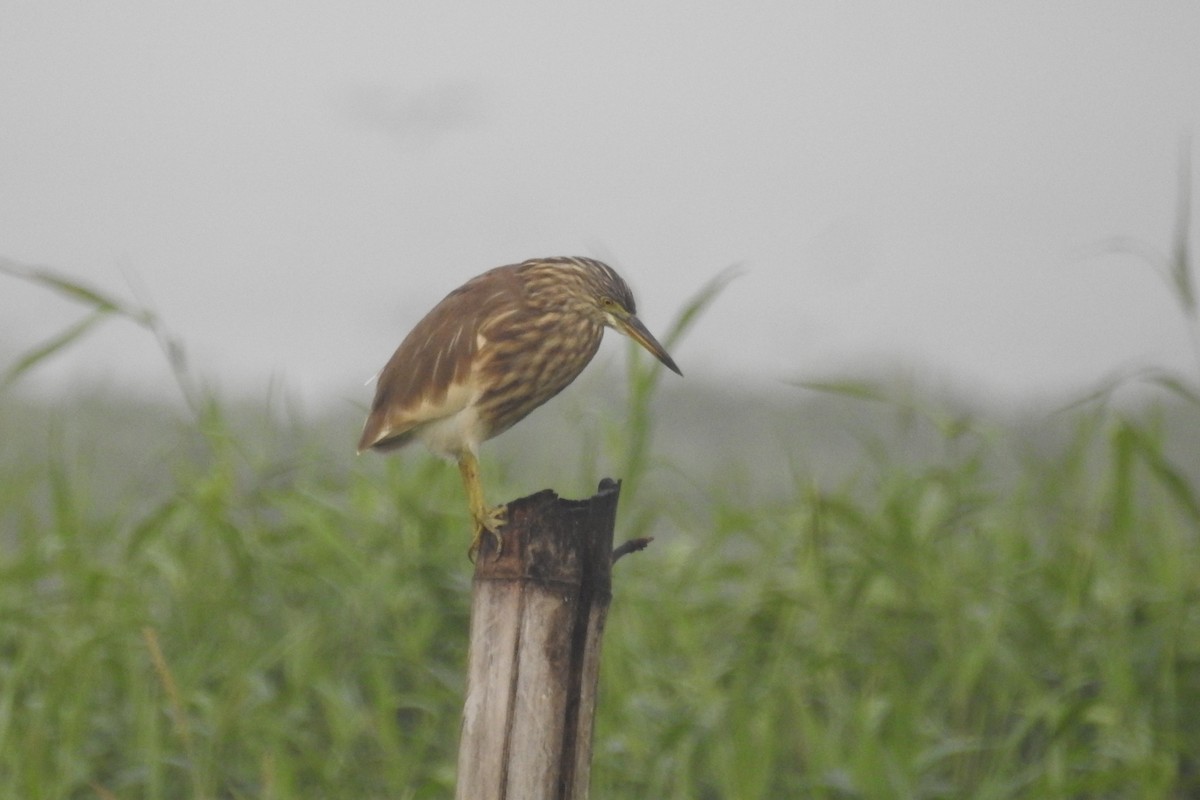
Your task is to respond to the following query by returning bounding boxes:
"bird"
[357,256,682,558]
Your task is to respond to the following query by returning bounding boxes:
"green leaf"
[1145,371,1200,409]
[788,378,891,404]
[0,310,109,391]
[662,264,740,351]
[0,258,152,322]
[1125,418,1200,522]
[1168,143,1196,318]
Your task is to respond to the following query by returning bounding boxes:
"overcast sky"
[3,2,1199,411]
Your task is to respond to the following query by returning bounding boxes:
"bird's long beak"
[615,314,683,376]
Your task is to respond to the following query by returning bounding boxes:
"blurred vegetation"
[2,166,1199,797]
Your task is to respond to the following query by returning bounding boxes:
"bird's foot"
[467,504,508,562]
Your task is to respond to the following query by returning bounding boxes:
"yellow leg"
[457,451,507,560]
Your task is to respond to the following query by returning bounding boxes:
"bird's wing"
[357,266,522,452]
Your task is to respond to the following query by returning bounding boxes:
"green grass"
[3,169,1200,797]
[1,411,465,798]
[602,405,1200,798]
[2,376,1198,799]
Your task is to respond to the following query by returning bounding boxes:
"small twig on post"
[611,536,653,564]
[456,478,642,800]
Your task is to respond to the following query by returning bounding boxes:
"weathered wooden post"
[455,478,638,800]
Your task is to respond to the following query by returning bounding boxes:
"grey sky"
[3,3,1199,408]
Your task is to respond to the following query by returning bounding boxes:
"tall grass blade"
[1122,418,1200,522]
[0,258,150,323]
[1169,139,1195,319]
[616,266,734,521]
[789,377,891,403]
[1091,143,1200,377]
[0,255,202,413]
[1146,371,1200,410]
[143,626,204,799]
[660,264,741,353]
[0,310,107,391]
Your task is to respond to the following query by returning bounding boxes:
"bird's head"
[564,257,683,376]
[594,291,682,376]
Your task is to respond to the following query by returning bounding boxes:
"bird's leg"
[457,451,507,560]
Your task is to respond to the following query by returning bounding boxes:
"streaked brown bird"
[357,256,681,557]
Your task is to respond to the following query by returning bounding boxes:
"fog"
[3,3,1198,409]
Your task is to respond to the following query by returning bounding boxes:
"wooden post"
[455,478,623,800]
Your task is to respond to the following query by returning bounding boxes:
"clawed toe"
[467,505,508,562]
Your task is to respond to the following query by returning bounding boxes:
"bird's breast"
[471,313,604,440]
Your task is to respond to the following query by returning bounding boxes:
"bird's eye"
[601,297,618,310]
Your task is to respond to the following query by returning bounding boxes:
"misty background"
[3,2,1200,416]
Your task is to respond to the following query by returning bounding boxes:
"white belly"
[414,403,487,459]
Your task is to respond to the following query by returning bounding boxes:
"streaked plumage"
[358,256,681,557]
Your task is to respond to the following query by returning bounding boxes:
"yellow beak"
[613,314,682,376]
